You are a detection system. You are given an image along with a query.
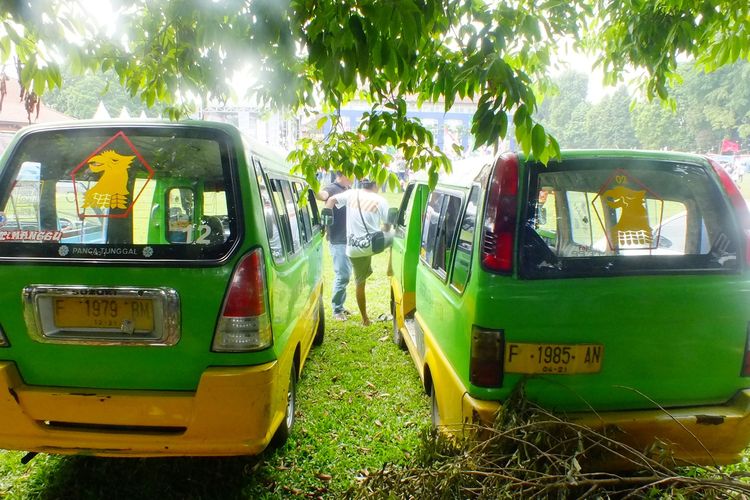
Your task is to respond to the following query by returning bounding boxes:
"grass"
[0,190,426,499]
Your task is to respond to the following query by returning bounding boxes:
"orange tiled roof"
[0,79,73,130]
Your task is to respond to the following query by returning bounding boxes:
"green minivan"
[390,150,750,466]
[0,120,324,457]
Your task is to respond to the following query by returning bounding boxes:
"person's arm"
[325,189,349,210]
[324,195,337,209]
[316,187,331,201]
[379,199,392,232]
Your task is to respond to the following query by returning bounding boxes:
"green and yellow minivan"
[0,120,324,457]
[390,150,750,465]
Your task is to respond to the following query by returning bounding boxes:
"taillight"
[709,158,750,265]
[470,326,504,388]
[213,248,273,352]
[482,154,519,273]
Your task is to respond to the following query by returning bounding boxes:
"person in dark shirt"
[318,171,352,320]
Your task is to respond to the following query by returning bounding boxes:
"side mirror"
[321,207,334,226]
[387,207,399,226]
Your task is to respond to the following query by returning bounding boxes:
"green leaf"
[531,124,546,159]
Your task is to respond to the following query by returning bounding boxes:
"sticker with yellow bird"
[82,150,136,210]
[592,169,664,250]
[71,131,155,219]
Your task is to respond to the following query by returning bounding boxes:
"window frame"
[449,185,481,295]
[419,188,465,283]
[280,180,302,254]
[431,191,465,281]
[396,183,416,238]
[519,158,742,279]
[253,159,286,264]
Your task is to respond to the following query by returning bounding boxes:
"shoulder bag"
[356,191,386,254]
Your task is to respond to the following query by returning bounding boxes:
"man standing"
[325,179,391,326]
[318,172,352,321]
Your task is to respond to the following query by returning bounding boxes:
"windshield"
[0,126,238,261]
[519,158,739,278]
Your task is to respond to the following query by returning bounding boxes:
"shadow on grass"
[28,453,278,500]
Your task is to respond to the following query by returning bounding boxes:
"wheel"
[430,384,440,428]
[392,300,406,350]
[313,298,325,346]
[270,364,297,448]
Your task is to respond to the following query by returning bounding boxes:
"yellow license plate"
[505,343,603,374]
[54,297,154,331]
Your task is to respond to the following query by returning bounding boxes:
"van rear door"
[0,124,248,391]
[505,154,750,411]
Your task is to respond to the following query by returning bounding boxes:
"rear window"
[520,158,739,278]
[0,127,238,261]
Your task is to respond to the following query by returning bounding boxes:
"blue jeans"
[330,243,351,314]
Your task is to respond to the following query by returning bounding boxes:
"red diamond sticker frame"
[70,131,155,219]
[591,168,665,251]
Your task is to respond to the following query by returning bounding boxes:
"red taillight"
[482,154,519,273]
[709,158,750,265]
[213,248,272,352]
[223,250,266,317]
[470,326,504,388]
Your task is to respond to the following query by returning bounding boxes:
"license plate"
[505,343,603,374]
[54,297,154,331]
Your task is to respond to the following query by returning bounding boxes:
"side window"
[306,188,321,232]
[280,180,301,253]
[397,183,416,232]
[254,162,285,263]
[270,178,294,256]
[420,191,444,266]
[293,181,312,244]
[450,187,480,292]
[432,195,463,277]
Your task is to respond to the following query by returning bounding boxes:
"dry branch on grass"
[351,390,750,499]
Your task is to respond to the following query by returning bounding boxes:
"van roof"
[524,149,710,165]
[414,149,713,190]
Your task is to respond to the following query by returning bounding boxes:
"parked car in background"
[0,120,325,457]
[390,150,750,466]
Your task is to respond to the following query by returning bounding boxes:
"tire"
[392,300,406,350]
[270,364,297,448]
[430,384,440,428]
[313,299,325,346]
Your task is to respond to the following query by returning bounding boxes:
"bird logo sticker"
[71,131,154,219]
[592,169,664,250]
[82,150,136,210]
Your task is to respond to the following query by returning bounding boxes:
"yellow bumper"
[0,361,286,457]
[463,390,750,466]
